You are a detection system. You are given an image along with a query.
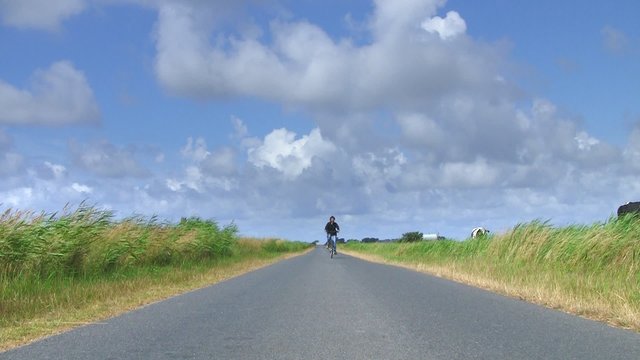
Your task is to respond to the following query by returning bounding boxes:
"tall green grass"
[0,204,239,280]
[0,204,311,349]
[343,216,640,330]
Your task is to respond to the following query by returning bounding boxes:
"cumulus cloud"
[2,0,635,241]
[136,0,640,238]
[33,161,68,180]
[181,137,210,162]
[69,140,150,178]
[0,0,86,31]
[231,116,249,139]
[201,147,236,177]
[352,148,407,181]
[0,175,158,219]
[70,182,93,194]
[169,137,239,193]
[164,126,363,223]
[397,113,446,151]
[151,0,506,115]
[0,187,33,208]
[45,162,67,178]
[370,0,443,40]
[0,61,100,125]
[181,137,237,176]
[421,11,466,40]
[515,99,620,168]
[146,0,523,187]
[247,128,337,179]
[439,158,499,188]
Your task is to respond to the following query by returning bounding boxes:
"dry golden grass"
[237,237,274,251]
[340,249,640,332]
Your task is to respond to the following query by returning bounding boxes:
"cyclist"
[324,216,340,255]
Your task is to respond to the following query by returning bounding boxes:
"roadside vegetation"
[0,204,311,350]
[343,217,640,331]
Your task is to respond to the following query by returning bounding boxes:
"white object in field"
[422,233,440,241]
[471,227,489,238]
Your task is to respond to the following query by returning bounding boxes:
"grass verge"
[342,218,640,332]
[0,204,311,351]
[1,239,311,351]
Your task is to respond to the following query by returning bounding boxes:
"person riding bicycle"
[324,216,340,255]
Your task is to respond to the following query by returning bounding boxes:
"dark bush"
[399,231,423,243]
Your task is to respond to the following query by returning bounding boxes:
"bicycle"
[327,234,337,258]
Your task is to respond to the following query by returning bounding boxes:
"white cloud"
[0,0,86,31]
[70,182,93,194]
[164,178,179,192]
[151,0,505,114]
[248,128,337,179]
[439,158,499,188]
[397,113,445,149]
[1,0,636,242]
[135,0,639,240]
[0,61,100,125]
[353,148,407,180]
[44,161,67,180]
[370,0,444,40]
[169,137,239,193]
[201,147,236,177]
[166,164,235,193]
[231,116,248,139]
[183,165,203,192]
[532,98,557,119]
[181,137,210,162]
[574,132,599,151]
[0,187,33,208]
[421,11,467,40]
[180,137,237,176]
[232,116,261,149]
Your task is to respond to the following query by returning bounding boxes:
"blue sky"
[0,0,638,242]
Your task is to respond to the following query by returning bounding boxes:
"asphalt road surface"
[3,247,640,359]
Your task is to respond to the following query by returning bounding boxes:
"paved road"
[3,247,640,359]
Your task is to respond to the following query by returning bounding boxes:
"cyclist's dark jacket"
[325,221,340,236]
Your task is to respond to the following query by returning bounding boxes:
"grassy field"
[0,205,311,351]
[342,217,640,331]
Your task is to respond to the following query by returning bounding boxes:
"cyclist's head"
[329,216,335,222]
